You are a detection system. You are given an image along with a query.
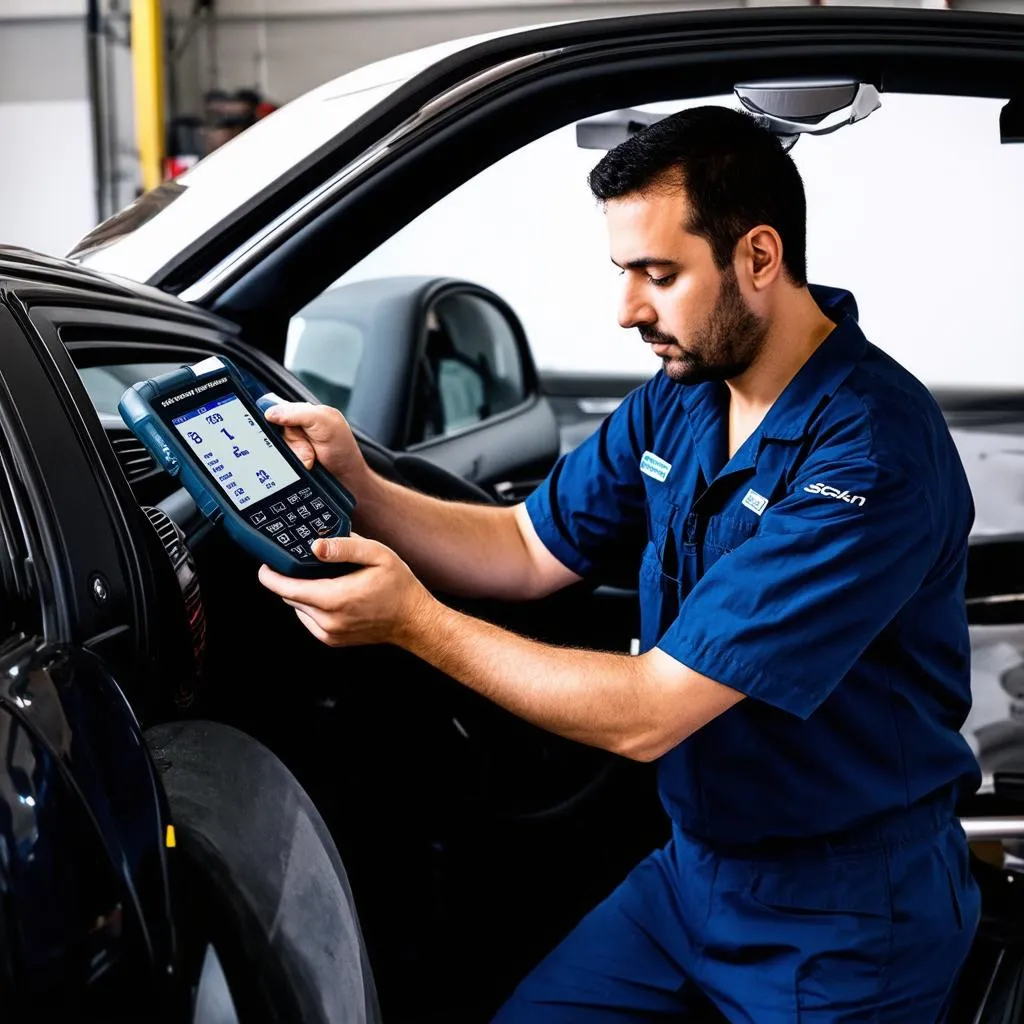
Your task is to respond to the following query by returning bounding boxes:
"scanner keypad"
[255,484,340,558]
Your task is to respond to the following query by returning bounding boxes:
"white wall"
[0,0,84,17]
[0,101,97,255]
[0,11,99,255]
[797,94,1022,389]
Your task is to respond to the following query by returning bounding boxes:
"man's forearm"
[349,468,541,600]
[397,595,741,761]
[257,528,745,754]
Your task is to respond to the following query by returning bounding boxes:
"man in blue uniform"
[259,106,981,1020]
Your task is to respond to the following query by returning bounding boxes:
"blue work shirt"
[526,286,981,846]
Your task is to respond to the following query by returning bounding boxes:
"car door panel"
[541,370,651,455]
[408,395,559,491]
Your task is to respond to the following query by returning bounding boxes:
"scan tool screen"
[172,392,300,510]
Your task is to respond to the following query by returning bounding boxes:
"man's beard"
[641,267,768,385]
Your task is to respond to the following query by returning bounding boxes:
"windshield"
[69,28,528,284]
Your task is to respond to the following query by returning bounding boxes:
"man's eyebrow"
[611,257,679,270]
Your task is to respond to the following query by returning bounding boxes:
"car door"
[0,289,180,1016]
[540,370,652,455]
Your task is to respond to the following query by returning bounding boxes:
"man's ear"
[738,225,783,291]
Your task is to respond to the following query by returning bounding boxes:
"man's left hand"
[257,534,432,647]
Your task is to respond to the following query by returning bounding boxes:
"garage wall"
[0,9,99,256]
[0,0,85,15]
[165,0,756,114]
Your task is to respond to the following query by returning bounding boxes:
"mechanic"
[259,106,982,1021]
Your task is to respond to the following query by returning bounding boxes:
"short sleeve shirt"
[525,286,981,845]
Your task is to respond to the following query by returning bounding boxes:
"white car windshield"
[70,28,527,284]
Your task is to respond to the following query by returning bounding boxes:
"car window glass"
[73,27,525,276]
[78,363,183,418]
[406,293,526,445]
[284,314,364,414]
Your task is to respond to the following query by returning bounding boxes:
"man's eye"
[648,274,676,287]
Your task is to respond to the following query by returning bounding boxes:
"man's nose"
[618,278,655,330]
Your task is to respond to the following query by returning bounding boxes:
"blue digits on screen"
[256,469,270,484]
[220,427,236,441]
[188,431,203,444]
[232,445,250,458]
[206,413,224,425]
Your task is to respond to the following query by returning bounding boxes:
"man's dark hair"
[589,106,807,286]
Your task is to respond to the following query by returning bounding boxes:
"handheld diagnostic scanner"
[119,356,357,578]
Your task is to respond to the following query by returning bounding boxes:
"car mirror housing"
[575,78,881,153]
[735,78,881,149]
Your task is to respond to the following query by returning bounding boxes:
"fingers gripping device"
[119,356,357,578]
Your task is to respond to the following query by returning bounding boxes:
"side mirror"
[287,277,538,451]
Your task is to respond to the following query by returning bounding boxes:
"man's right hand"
[263,401,367,488]
[264,400,577,603]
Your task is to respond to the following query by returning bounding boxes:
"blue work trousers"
[493,801,979,1022]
